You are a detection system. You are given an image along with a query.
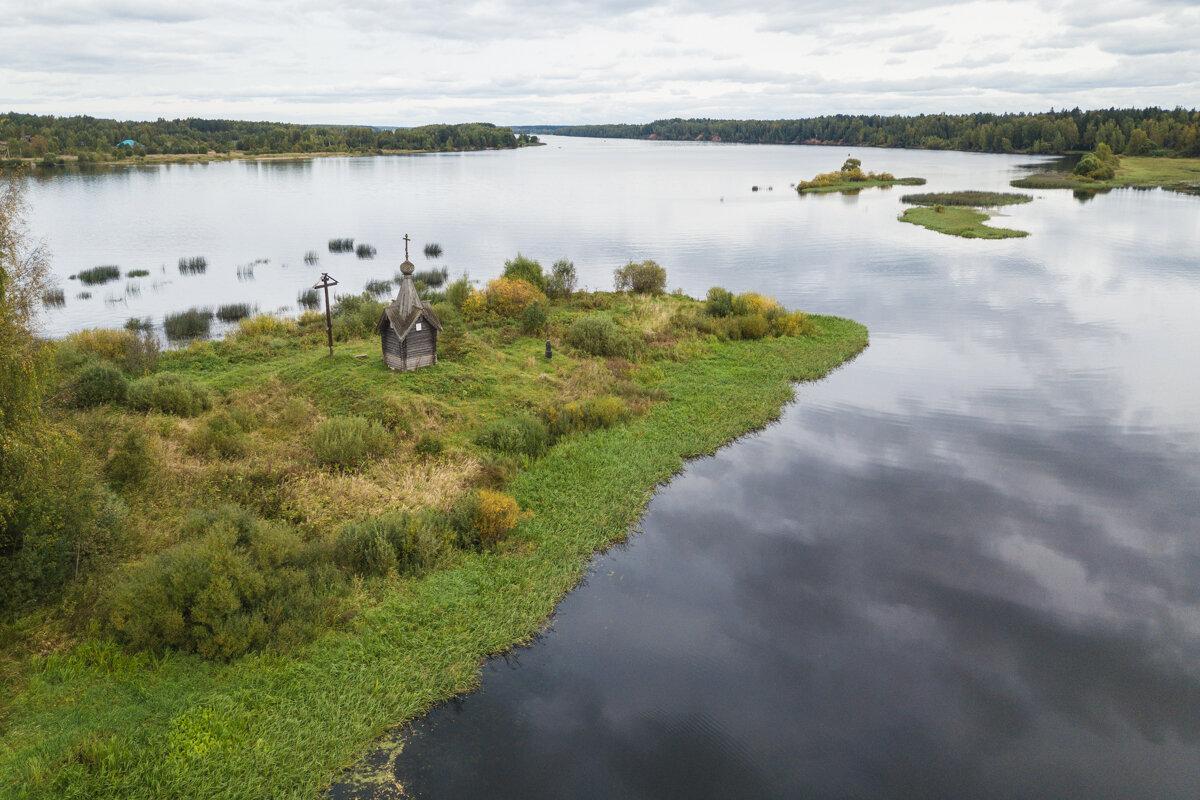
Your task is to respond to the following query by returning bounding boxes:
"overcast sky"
[1,0,1197,125]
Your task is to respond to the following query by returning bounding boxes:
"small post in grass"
[313,272,339,356]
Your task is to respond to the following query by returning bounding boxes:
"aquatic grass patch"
[304,250,320,265]
[216,303,255,323]
[423,242,443,258]
[41,288,66,307]
[236,263,255,281]
[297,288,320,309]
[178,256,207,275]
[364,279,392,296]
[900,191,1032,207]
[163,307,215,340]
[124,317,153,332]
[899,206,1028,239]
[355,243,376,259]
[328,238,355,253]
[76,264,121,285]
[412,267,448,288]
[126,269,151,278]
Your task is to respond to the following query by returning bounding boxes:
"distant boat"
[117,139,138,147]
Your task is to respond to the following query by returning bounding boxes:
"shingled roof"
[378,256,442,340]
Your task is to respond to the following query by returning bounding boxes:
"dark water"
[27,138,1200,797]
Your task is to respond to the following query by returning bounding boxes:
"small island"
[1013,143,1200,195]
[796,157,925,194]
[897,190,1033,239]
[1,231,867,796]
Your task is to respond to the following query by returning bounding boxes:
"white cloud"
[0,0,1195,124]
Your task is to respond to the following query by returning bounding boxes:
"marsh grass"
[76,264,121,285]
[304,251,320,265]
[329,238,355,253]
[41,288,66,307]
[411,267,448,288]
[178,256,208,275]
[127,269,151,278]
[355,243,377,259]
[424,242,443,258]
[899,206,1028,239]
[297,288,320,309]
[364,279,393,296]
[901,191,1033,207]
[236,263,256,281]
[163,307,215,340]
[216,303,255,323]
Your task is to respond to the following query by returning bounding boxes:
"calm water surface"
[28,137,1200,798]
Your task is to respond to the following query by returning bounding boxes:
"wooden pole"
[313,272,339,357]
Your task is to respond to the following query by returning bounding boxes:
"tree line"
[0,113,538,160]
[528,108,1200,157]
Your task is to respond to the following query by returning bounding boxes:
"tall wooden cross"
[313,272,339,356]
[403,233,411,260]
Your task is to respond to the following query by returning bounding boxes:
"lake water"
[26,137,1200,798]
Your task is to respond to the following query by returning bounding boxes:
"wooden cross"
[403,233,411,260]
[313,272,339,356]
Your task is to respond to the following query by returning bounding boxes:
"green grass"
[1012,155,1200,194]
[901,191,1032,206]
[798,176,925,194]
[899,205,1028,239]
[76,265,121,286]
[0,302,866,799]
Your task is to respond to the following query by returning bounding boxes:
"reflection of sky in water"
[26,138,1200,798]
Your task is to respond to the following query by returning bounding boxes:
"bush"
[565,314,640,359]
[731,292,780,316]
[104,506,342,660]
[475,413,550,458]
[546,258,577,299]
[614,260,666,295]
[414,434,444,457]
[520,301,548,334]
[106,428,153,488]
[127,373,211,416]
[447,489,522,550]
[187,411,247,459]
[736,313,770,340]
[331,293,385,340]
[502,254,545,291]
[705,287,734,317]
[123,331,160,376]
[466,277,547,320]
[66,328,136,363]
[767,308,816,336]
[71,363,129,407]
[334,512,444,577]
[431,301,467,359]
[163,307,213,341]
[444,274,471,309]
[543,395,629,438]
[237,314,296,338]
[312,415,390,469]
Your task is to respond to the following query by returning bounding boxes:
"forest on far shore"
[522,107,1200,157]
[0,114,537,161]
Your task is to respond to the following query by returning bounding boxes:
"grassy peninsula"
[797,157,924,194]
[0,193,867,798]
[1013,144,1200,195]
[900,191,1032,207]
[899,205,1028,239]
[0,114,539,167]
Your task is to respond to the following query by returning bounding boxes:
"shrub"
[424,242,443,258]
[106,428,153,488]
[71,363,129,407]
[736,313,770,340]
[127,373,210,416]
[355,243,376,259]
[467,277,547,320]
[731,292,780,316]
[543,395,629,438]
[502,254,545,291]
[546,259,577,299]
[565,314,639,359]
[66,328,136,363]
[328,238,354,253]
[447,489,522,550]
[124,316,152,332]
[520,301,548,334]
[613,260,666,295]
[431,301,467,360]
[768,309,816,337]
[177,256,207,275]
[163,307,213,341]
[297,288,320,309]
[216,303,254,323]
[187,411,247,458]
[77,265,121,285]
[475,413,550,458]
[335,512,444,577]
[705,287,734,317]
[414,434,444,457]
[444,274,471,309]
[104,507,342,660]
[123,330,160,376]
[312,415,390,469]
[331,293,385,341]
[237,314,296,338]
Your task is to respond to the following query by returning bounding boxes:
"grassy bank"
[1012,155,1200,194]
[899,205,1028,239]
[901,191,1032,207]
[0,278,865,798]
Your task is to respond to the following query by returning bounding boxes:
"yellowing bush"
[66,328,136,363]
[731,292,781,316]
[237,314,296,338]
[474,489,521,544]
[478,277,546,319]
[462,289,487,319]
